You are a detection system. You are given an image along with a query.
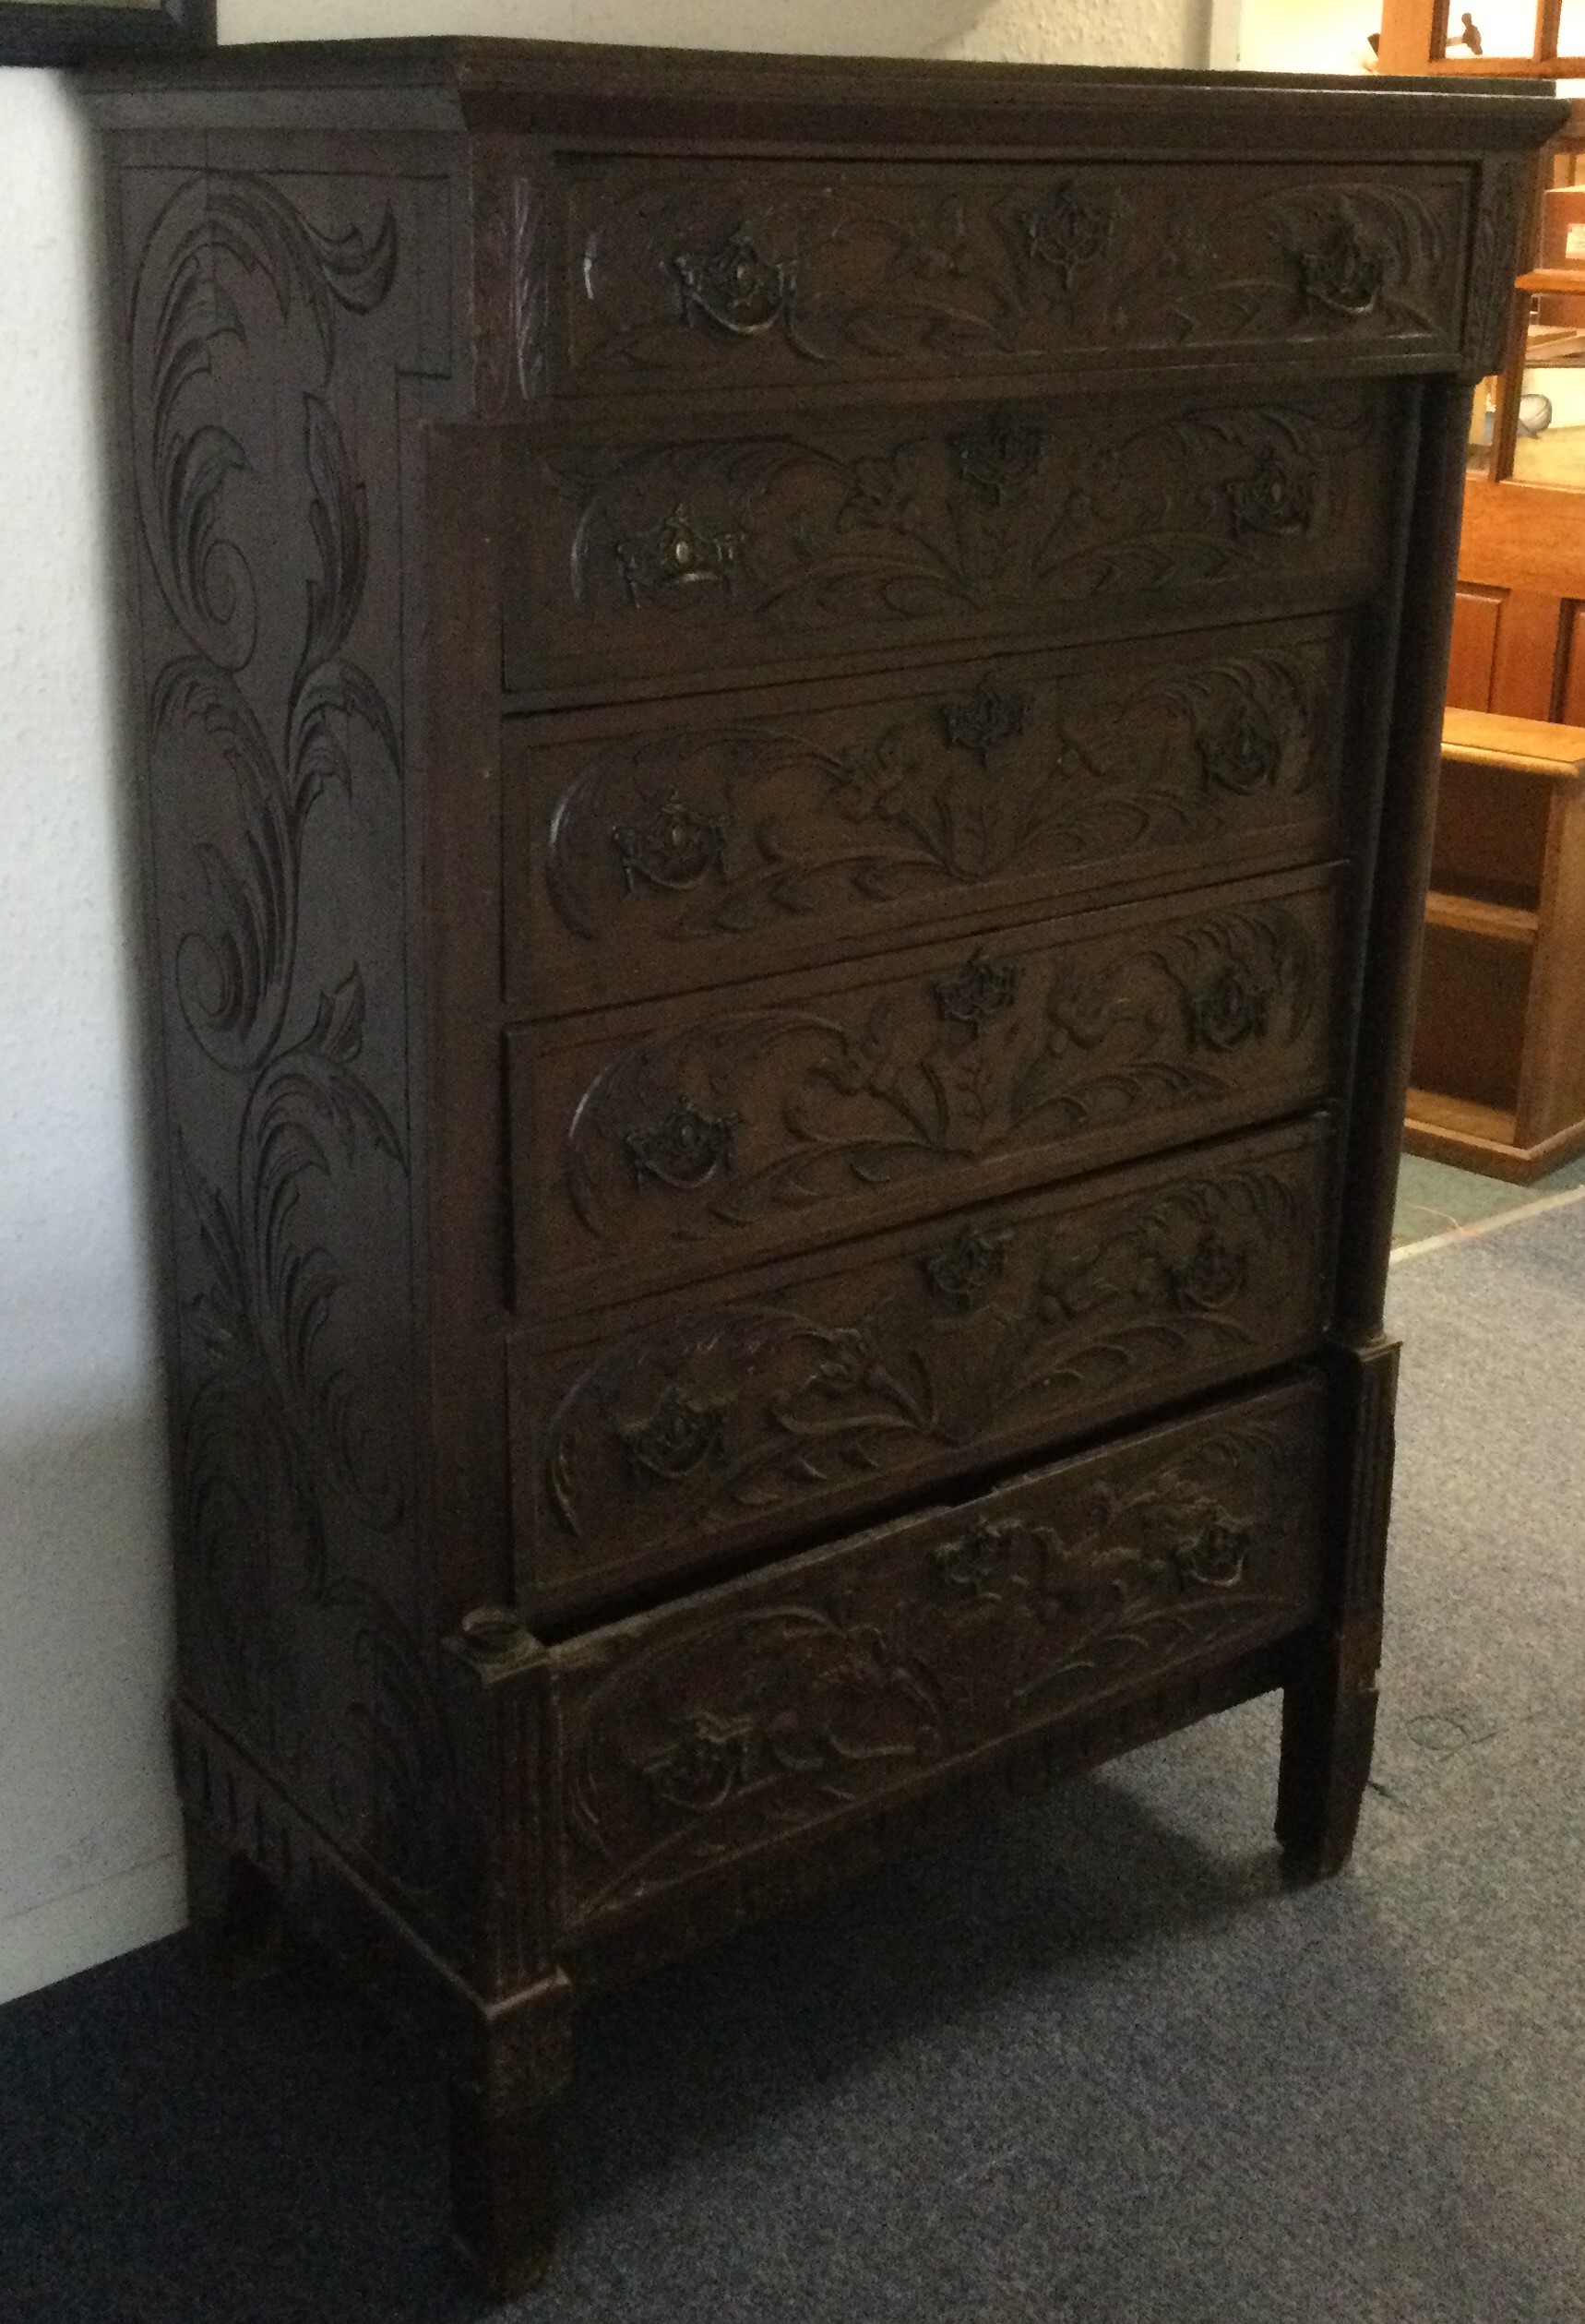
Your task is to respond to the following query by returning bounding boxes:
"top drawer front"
[561,161,1472,394]
[502,381,1400,699]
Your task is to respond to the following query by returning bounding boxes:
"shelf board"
[1424,888,1540,944]
[1441,706,1585,782]
[1404,1089,1585,1185]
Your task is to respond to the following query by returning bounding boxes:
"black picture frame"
[0,0,213,67]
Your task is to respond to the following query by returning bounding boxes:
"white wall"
[1238,0,1374,76]
[0,0,1210,2010]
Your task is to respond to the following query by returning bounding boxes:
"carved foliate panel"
[558,160,1468,391]
[550,1372,1327,1927]
[510,1121,1331,1615]
[506,614,1350,1012]
[504,382,1397,693]
[123,167,458,1909]
[511,867,1339,1305]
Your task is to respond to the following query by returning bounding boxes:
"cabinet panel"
[502,381,1402,700]
[550,1372,1328,1934]
[508,1116,1332,1619]
[505,614,1353,1017]
[558,159,1471,395]
[508,865,1342,1312]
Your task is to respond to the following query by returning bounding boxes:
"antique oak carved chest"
[84,41,1561,2291]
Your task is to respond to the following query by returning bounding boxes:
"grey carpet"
[4,1202,1584,2324]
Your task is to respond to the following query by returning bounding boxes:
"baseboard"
[0,1852,185,2008]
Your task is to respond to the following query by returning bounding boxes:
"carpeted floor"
[4,1200,1583,2324]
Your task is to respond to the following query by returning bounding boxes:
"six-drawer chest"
[83,40,1562,2291]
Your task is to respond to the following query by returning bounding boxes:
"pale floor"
[1392,1144,1585,1251]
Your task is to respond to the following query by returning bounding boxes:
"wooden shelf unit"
[1406,707,1585,1179]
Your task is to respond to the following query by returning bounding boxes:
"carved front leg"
[1276,1621,1380,1878]
[183,1812,285,1986]
[447,1972,575,2295]
[1276,1336,1397,1880]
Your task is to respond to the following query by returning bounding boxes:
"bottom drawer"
[549,1370,1327,1936]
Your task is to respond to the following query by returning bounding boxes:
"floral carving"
[555,897,1324,1259]
[949,408,1045,505]
[1022,181,1116,291]
[619,1387,730,1487]
[537,1145,1326,1585]
[932,948,1020,1031]
[1172,1509,1253,1590]
[920,1226,1014,1311]
[612,797,728,895]
[556,1390,1325,1920]
[545,393,1368,664]
[1165,1229,1246,1314]
[567,164,1460,383]
[940,678,1028,765]
[1197,698,1283,795]
[1185,958,1273,1052]
[625,1096,738,1190]
[641,1710,762,1814]
[1226,451,1316,539]
[932,1519,1022,1598]
[540,639,1328,964]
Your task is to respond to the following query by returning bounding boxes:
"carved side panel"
[507,614,1351,1012]
[1465,151,1531,378]
[511,1121,1331,1617]
[562,161,1469,387]
[124,167,457,1913]
[550,1374,1328,1929]
[504,382,1400,695]
[513,869,1340,1305]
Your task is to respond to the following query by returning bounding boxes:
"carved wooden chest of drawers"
[84,39,1562,2292]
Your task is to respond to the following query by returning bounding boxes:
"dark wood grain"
[508,864,1342,1310]
[505,614,1352,1015]
[510,1118,1332,1620]
[501,380,1400,700]
[84,42,1555,2294]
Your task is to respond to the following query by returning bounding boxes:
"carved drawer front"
[520,159,1472,399]
[508,1114,1331,1621]
[507,863,1341,1312]
[501,379,1400,700]
[505,613,1352,1016]
[548,1368,1327,1933]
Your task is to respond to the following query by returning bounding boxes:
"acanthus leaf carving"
[135,169,455,1903]
[566,164,1460,384]
[536,1147,1324,1588]
[540,640,1328,964]
[553,895,1325,1259]
[556,1396,1323,1922]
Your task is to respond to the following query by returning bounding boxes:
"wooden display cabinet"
[1407,707,1585,1174]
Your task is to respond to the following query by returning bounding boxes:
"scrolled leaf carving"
[533,1141,1326,1595]
[134,170,454,1901]
[547,888,1329,1274]
[536,635,1332,980]
[555,1388,1325,1922]
[564,161,1462,387]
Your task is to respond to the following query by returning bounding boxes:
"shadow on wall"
[0,1406,180,1996]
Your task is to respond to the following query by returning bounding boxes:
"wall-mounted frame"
[0,0,213,68]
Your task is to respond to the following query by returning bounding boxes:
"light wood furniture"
[83,39,1561,2294]
[1407,706,1585,1174]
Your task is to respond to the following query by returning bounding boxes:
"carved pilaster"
[441,1611,563,1999]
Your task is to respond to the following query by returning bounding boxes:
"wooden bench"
[1406,706,1585,1180]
